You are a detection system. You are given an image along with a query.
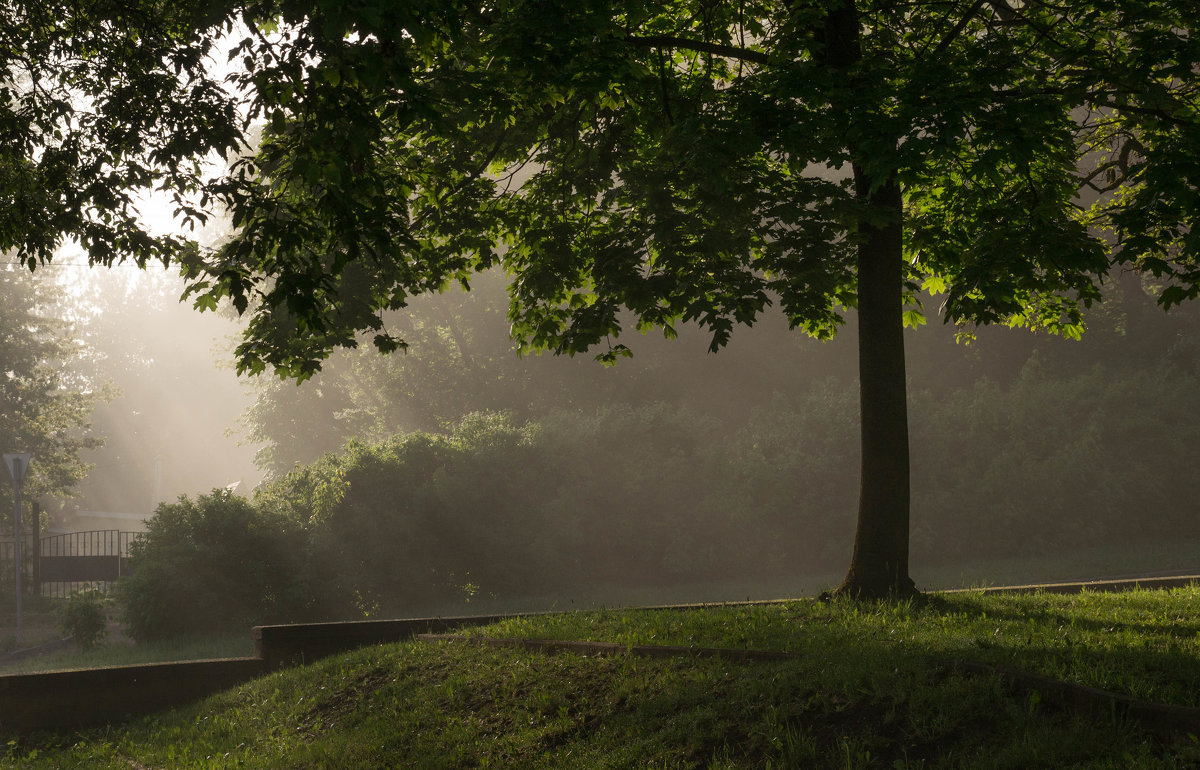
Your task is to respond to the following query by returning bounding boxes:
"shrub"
[302,414,535,615]
[909,358,1200,562]
[118,489,314,641]
[58,590,108,650]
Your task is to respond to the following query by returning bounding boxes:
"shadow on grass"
[918,592,1200,638]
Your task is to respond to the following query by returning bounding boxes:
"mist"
[21,250,1197,624]
[47,265,262,532]
[188,264,1200,622]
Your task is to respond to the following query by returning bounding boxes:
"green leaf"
[902,310,927,329]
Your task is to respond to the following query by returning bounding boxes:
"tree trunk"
[834,170,916,598]
[436,295,478,371]
[817,0,916,599]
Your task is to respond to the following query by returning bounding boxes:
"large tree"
[3,0,1198,596]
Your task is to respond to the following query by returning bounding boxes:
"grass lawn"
[0,593,252,675]
[0,632,254,675]
[3,587,1199,768]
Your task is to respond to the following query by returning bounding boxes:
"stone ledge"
[252,612,546,670]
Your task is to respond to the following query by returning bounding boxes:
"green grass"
[474,587,1200,709]
[0,633,254,675]
[5,588,1200,768]
[0,593,252,674]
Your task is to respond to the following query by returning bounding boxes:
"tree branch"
[987,0,1017,22]
[927,0,989,58]
[625,35,770,65]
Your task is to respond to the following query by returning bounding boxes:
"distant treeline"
[120,352,1200,638]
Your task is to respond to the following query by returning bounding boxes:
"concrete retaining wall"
[0,658,264,733]
[1,611,529,734]
[952,575,1200,595]
[252,612,538,670]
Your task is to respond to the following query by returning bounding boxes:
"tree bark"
[835,171,916,598]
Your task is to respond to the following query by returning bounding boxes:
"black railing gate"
[1,530,139,598]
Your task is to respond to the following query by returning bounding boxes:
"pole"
[12,479,21,644]
[4,453,31,645]
[31,501,40,597]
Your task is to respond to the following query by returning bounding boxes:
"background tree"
[242,268,821,478]
[5,0,1200,596]
[0,266,104,504]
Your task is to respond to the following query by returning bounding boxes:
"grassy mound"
[5,588,1200,768]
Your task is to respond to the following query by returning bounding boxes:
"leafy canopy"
[3,1,1198,377]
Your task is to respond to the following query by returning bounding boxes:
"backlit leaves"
[5,0,1200,375]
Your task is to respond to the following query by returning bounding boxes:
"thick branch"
[625,35,770,65]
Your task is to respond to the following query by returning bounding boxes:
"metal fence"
[0,530,140,599]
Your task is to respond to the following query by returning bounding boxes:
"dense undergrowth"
[119,363,1200,639]
[6,588,1199,768]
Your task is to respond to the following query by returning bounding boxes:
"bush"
[118,489,314,641]
[909,357,1200,562]
[58,590,108,650]
[301,414,536,615]
[291,406,790,614]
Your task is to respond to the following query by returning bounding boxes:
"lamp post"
[4,453,31,644]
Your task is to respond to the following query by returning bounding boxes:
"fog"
[37,259,1200,609]
[230,265,1200,610]
[47,264,262,532]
